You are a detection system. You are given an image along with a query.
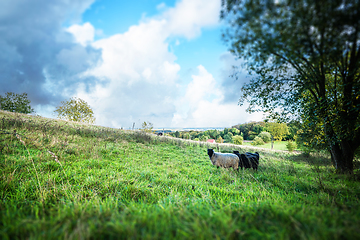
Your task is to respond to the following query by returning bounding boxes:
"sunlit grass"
[1,110,360,239]
[243,140,298,151]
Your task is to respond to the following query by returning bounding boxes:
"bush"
[258,131,271,143]
[216,136,224,143]
[286,141,297,152]
[232,135,243,145]
[251,136,265,146]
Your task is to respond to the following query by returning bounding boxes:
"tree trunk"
[330,140,355,174]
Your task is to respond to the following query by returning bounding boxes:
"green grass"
[243,141,294,151]
[1,110,360,239]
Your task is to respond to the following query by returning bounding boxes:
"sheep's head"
[207,149,214,158]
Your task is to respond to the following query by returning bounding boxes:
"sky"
[0,0,264,129]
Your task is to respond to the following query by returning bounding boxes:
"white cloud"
[162,0,221,39]
[66,22,95,46]
[0,0,100,113]
[171,65,264,128]
[66,0,258,129]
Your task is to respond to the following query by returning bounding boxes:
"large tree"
[0,92,34,114]
[221,0,360,173]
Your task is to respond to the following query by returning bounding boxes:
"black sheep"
[245,152,259,171]
[233,151,251,169]
[233,151,259,170]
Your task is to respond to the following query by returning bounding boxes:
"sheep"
[233,151,260,171]
[246,152,259,170]
[233,151,251,169]
[207,149,239,171]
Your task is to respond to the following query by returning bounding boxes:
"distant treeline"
[166,121,300,144]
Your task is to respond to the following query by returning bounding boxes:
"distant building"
[207,139,216,143]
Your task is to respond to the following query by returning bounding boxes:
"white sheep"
[207,149,239,171]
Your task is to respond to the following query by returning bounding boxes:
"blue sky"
[0,0,263,129]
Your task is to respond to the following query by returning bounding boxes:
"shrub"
[251,136,265,145]
[232,135,243,145]
[258,131,271,143]
[216,136,224,143]
[286,141,297,152]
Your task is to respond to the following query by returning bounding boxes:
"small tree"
[54,97,95,124]
[224,133,233,143]
[216,136,224,143]
[233,135,243,145]
[182,132,190,139]
[141,121,154,133]
[258,131,271,143]
[0,92,34,114]
[265,122,290,141]
[286,141,297,152]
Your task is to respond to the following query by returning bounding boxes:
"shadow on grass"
[289,152,332,167]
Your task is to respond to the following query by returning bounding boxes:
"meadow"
[1,110,360,239]
[243,141,295,151]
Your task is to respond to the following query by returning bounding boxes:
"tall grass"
[1,110,360,239]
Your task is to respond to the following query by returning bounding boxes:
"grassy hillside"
[1,110,360,239]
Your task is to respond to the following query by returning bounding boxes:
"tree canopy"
[54,97,96,124]
[221,0,360,173]
[0,92,34,114]
[265,122,290,141]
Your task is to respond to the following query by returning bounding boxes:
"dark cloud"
[0,0,100,109]
[219,52,250,103]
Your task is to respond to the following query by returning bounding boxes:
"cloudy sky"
[0,0,263,129]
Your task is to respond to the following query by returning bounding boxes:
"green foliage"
[285,120,301,141]
[54,97,95,124]
[182,132,190,139]
[224,133,233,143]
[266,122,290,141]
[141,121,154,133]
[0,92,34,114]
[229,127,240,135]
[258,131,271,143]
[251,136,265,146]
[1,111,360,239]
[286,141,297,152]
[200,135,208,142]
[221,0,360,173]
[173,131,180,138]
[216,136,224,143]
[233,122,265,140]
[232,135,243,145]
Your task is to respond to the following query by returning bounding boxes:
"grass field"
[243,141,296,151]
[1,110,360,239]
